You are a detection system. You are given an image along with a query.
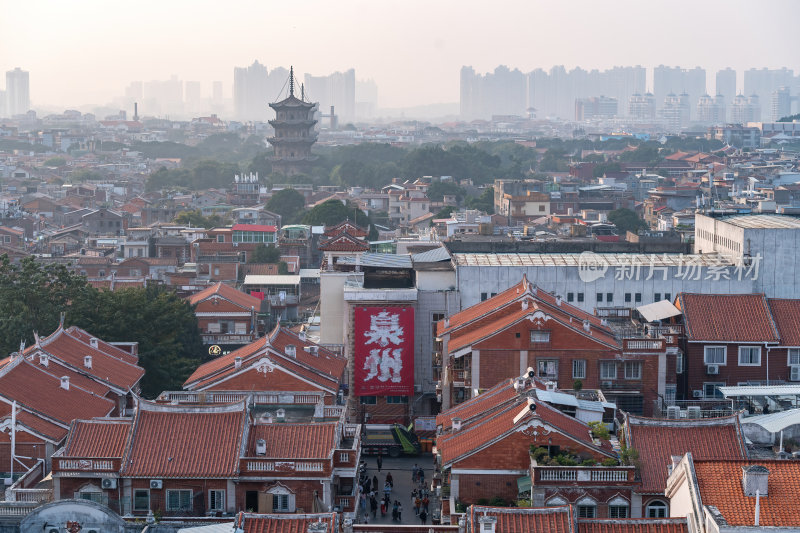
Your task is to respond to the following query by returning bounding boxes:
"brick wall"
[457,473,519,504]
[236,479,326,513]
[208,369,327,393]
[686,342,789,398]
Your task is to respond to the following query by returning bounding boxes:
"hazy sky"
[2,0,799,110]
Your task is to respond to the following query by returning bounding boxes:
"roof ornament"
[289,66,295,98]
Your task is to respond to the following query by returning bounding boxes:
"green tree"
[69,169,105,182]
[266,188,307,225]
[278,261,289,275]
[431,206,455,224]
[0,256,93,357]
[367,224,379,241]
[607,208,648,235]
[466,187,495,214]
[69,285,204,398]
[592,162,621,178]
[173,209,226,229]
[249,244,281,264]
[426,181,466,203]
[302,199,370,227]
[43,157,67,167]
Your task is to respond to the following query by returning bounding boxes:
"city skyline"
[2,0,799,111]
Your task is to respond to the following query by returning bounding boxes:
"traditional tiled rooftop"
[246,423,336,459]
[121,400,246,478]
[188,281,262,309]
[694,459,800,527]
[625,413,747,493]
[578,518,688,533]
[678,293,780,343]
[768,298,800,346]
[62,418,132,458]
[236,512,338,533]
[468,505,575,533]
[436,378,519,429]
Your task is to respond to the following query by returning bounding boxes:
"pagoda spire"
[289,66,295,98]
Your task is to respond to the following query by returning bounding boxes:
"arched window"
[608,496,629,518]
[576,496,596,518]
[546,496,567,507]
[646,499,668,518]
[268,485,295,513]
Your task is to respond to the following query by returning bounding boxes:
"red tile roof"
[767,298,800,346]
[324,221,368,237]
[236,512,338,533]
[184,326,345,392]
[232,224,277,233]
[0,358,115,428]
[435,378,519,429]
[694,459,800,527]
[625,413,747,493]
[317,232,369,252]
[678,293,780,343]
[63,326,138,364]
[121,400,246,478]
[246,423,336,459]
[62,418,132,458]
[578,519,688,533]
[468,505,575,533]
[0,409,69,442]
[31,326,145,391]
[188,281,262,309]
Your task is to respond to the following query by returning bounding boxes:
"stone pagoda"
[268,66,318,176]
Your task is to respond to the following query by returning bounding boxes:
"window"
[738,346,761,366]
[537,360,558,379]
[624,361,642,380]
[567,292,574,303]
[217,235,225,243]
[481,292,488,301]
[635,293,642,303]
[600,362,617,380]
[789,348,800,366]
[79,491,104,504]
[703,382,724,399]
[596,292,603,303]
[530,330,550,343]
[359,396,377,405]
[577,503,596,518]
[572,360,586,379]
[609,504,629,518]
[654,293,661,302]
[625,293,631,303]
[704,346,727,365]
[134,489,150,512]
[664,293,671,302]
[577,293,584,303]
[386,396,408,404]
[167,489,192,511]
[676,353,684,374]
[665,385,677,406]
[646,500,668,518]
[269,487,294,512]
[209,490,225,512]
[539,205,545,212]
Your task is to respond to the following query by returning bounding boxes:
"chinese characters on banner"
[354,307,414,396]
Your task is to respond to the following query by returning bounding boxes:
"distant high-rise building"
[184,81,202,114]
[125,81,143,101]
[212,81,223,105]
[142,75,183,117]
[234,60,269,121]
[6,67,30,116]
[0,90,6,118]
[730,94,761,124]
[744,67,794,120]
[771,86,791,121]
[575,96,617,121]
[304,69,356,122]
[460,65,526,120]
[653,65,706,120]
[696,94,726,125]
[715,68,737,101]
[662,93,690,132]
[355,78,378,119]
[628,93,656,120]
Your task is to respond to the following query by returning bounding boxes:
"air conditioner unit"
[693,390,704,398]
[706,364,719,375]
[666,406,681,419]
[687,406,702,419]
[150,480,163,490]
[791,366,800,382]
[101,478,117,489]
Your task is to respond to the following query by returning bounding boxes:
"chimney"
[451,417,462,431]
[308,521,328,533]
[478,515,497,533]
[90,337,98,349]
[234,357,242,369]
[444,318,450,329]
[60,376,70,390]
[255,438,267,456]
[276,408,286,422]
[285,345,296,357]
[513,378,525,393]
[39,354,49,367]
[84,355,92,369]
[556,295,562,306]
[742,465,769,497]
[583,320,591,333]
[522,299,529,310]
[299,330,306,342]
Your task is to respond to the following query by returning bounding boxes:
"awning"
[517,475,531,494]
[636,300,682,323]
[719,385,800,398]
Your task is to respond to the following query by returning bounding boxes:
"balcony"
[201,333,257,345]
[595,307,632,319]
[267,294,299,307]
[157,390,325,405]
[623,338,665,352]
[241,459,326,475]
[532,465,635,484]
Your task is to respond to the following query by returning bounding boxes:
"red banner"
[353,306,414,396]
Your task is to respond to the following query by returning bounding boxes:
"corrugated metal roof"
[242,275,301,285]
[412,246,451,263]
[337,253,412,269]
[719,385,800,398]
[721,214,800,229]
[452,252,735,267]
[741,408,800,434]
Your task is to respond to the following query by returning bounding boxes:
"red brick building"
[188,282,263,350]
[437,276,675,415]
[677,294,800,402]
[183,325,346,406]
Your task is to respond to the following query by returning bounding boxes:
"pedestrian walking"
[372,474,378,490]
[360,492,367,514]
[422,495,430,513]
[370,496,378,518]
[413,495,420,515]
[386,471,393,487]
[398,502,403,521]
[392,501,398,522]
[380,498,387,517]
[420,509,428,524]
[383,481,391,498]
[376,455,383,472]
